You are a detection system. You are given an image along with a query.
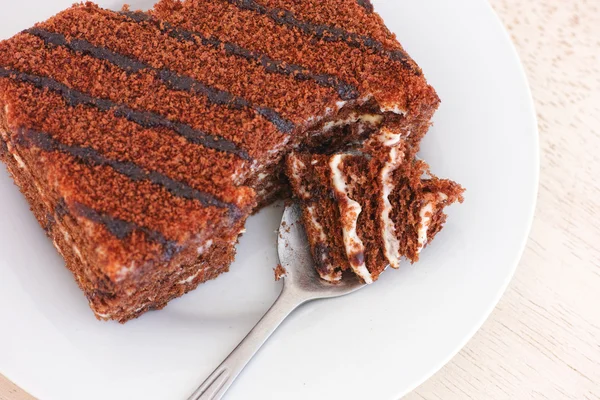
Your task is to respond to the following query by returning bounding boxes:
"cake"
[274,264,287,281]
[0,0,439,321]
[286,127,464,283]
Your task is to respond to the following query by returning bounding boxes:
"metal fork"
[187,203,366,400]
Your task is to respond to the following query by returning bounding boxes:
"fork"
[187,203,366,400]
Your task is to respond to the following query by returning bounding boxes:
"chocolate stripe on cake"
[55,198,69,219]
[72,201,180,259]
[224,0,418,72]
[26,27,295,134]
[44,198,69,233]
[15,129,242,218]
[356,0,374,13]
[155,70,294,132]
[120,11,359,101]
[25,28,147,73]
[44,212,55,233]
[0,66,251,160]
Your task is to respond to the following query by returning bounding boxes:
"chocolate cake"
[286,128,464,283]
[0,0,439,321]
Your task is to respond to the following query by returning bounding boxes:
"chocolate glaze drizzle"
[156,69,295,132]
[356,0,374,13]
[72,201,180,259]
[44,212,55,233]
[16,129,242,219]
[45,198,69,233]
[27,28,147,73]
[44,198,68,233]
[44,196,179,260]
[225,0,419,74]
[25,27,294,135]
[120,11,360,101]
[54,198,70,220]
[0,137,7,154]
[348,250,365,268]
[0,66,251,160]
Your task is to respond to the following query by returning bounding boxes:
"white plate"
[0,0,539,399]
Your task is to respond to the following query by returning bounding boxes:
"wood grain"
[0,379,33,400]
[1,0,599,399]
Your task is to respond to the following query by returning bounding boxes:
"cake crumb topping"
[274,264,287,281]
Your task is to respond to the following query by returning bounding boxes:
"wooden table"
[2,0,599,399]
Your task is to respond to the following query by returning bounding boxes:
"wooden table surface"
[1,0,599,399]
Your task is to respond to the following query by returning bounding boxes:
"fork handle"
[187,285,305,400]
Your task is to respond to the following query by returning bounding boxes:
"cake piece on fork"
[286,128,464,283]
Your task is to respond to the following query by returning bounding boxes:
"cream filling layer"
[377,128,404,147]
[322,113,383,132]
[178,269,202,285]
[306,205,341,282]
[197,239,213,255]
[380,146,405,269]
[379,104,408,115]
[417,192,450,253]
[12,153,26,169]
[306,205,327,243]
[329,154,373,284]
[417,202,435,253]
[288,156,311,200]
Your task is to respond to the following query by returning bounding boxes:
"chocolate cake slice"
[0,0,440,321]
[286,128,464,283]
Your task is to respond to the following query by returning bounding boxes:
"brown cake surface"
[0,0,439,321]
[286,128,465,283]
